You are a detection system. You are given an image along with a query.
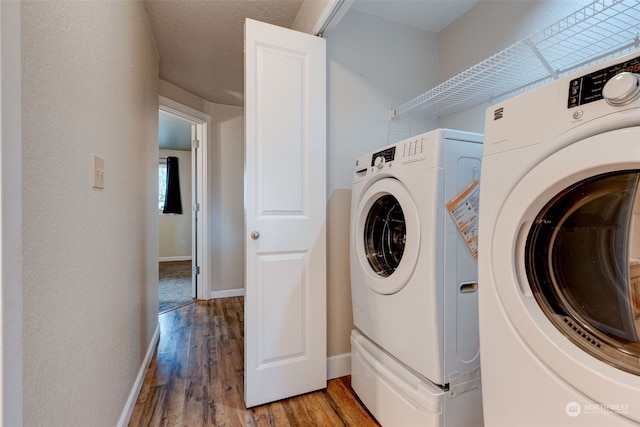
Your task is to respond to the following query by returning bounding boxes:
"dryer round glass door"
[354,178,420,295]
[526,170,640,375]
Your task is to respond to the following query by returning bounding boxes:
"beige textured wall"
[216,112,244,292]
[1,1,23,424]
[21,1,159,425]
[200,102,244,295]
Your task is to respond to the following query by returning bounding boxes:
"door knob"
[250,231,260,240]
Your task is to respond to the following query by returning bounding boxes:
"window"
[158,156,183,214]
[158,160,167,211]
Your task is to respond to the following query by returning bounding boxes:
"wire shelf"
[389,0,640,141]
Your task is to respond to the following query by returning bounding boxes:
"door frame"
[159,96,211,300]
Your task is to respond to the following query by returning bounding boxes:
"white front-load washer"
[479,50,640,426]
[350,129,484,426]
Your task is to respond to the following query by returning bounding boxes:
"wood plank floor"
[129,297,380,426]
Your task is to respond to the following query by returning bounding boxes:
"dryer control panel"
[568,54,640,108]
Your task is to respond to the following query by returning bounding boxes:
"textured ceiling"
[144,0,477,108]
[144,0,303,107]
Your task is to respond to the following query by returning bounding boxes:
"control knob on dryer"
[603,72,640,105]
[374,156,385,169]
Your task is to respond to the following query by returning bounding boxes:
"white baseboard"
[327,352,351,380]
[159,256,192,262]
[210,288,245,299]
[117,322,160,427]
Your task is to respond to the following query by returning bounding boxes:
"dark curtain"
[163,156,182,214]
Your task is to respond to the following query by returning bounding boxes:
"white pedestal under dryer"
[479,50,640,426]
[350,128,484,426]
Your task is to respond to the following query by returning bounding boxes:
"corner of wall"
[159,79,208,113]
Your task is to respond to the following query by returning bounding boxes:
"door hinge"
[192,266,200,275]
[192,139,200,149]
[192,202,200,212]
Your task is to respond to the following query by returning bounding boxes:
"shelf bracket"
[524,38,559,80]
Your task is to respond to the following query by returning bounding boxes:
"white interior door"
[244,18,326,408]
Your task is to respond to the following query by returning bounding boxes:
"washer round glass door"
[526,170,640,375]
[364,194,406,276]
[355,178,420,295]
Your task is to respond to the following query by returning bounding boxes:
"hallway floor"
[129,297,379,426]
[158,261,193,314]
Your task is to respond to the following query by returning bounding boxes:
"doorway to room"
[158,109,193,312]
[158,96,210,313]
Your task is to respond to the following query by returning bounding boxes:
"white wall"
[327,9,439,193]
[21,2,158,425]
[159,149,192,260]
[325,9,439,356]
[438,0,591,132]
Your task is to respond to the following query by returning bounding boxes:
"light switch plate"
[93,155,104,189]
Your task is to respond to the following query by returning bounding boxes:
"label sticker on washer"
[446,180,480,258]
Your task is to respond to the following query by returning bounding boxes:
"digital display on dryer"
[568,54,640,108]
[370,147,396,166]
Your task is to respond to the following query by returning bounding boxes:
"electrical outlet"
[93,155,104,189]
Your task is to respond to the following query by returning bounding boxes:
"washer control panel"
[568,54,640,108]
[370,146,396,167]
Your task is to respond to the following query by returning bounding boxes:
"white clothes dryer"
[350,129,483,426]
[479,50,640,426]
